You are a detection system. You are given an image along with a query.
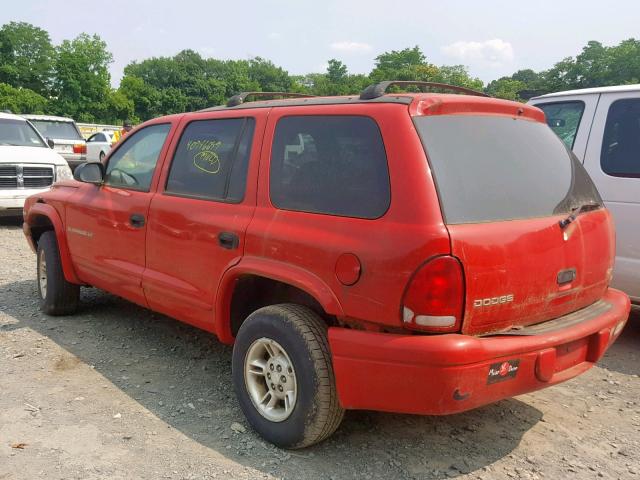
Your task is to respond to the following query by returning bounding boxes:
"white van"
[530,85,640,303]
[0,112,72,217]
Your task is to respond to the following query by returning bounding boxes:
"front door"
[143,113,263,331]
[65,122,174,306]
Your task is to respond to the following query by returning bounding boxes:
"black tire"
[37,231,80,315]
[99,151,105,162]
[232,304,345,449]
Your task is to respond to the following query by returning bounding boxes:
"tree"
[247,57,292,92]
[52,33,113,121]
[103,90,134,124]
[369,46,433,83]
[118,75,161,121]
[327,59,348,84]
[431,65,483,91]
[0,82,48,114]
[485,78,527,101]
[0,22,54,95]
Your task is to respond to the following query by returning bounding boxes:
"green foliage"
[491,40,640,101]
[0,82,48,114]
[485,78,527,101]
[0,22,54,95]
[52,33,114,122]
[4,21,640,121]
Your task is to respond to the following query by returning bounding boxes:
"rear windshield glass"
[29,120,83,140]
[414,115,602,224]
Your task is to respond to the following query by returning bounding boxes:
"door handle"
[130,213,145,228]
[218,231,239,250]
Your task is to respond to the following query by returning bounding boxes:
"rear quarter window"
[269,115,390,219]
[535,101,585,149]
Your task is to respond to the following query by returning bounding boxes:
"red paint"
[329,288,629,415]
[22,92,631,417]
[24,201,82,284]
[335,253,361,286]
[449,209,615,335]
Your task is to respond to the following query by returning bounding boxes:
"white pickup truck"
[530,85,640,303]
[0,112,72,217]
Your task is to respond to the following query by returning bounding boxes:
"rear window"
[270,116,390,219]
[414,115,602,224]
[29,120,83,141]
[535,101,585,149]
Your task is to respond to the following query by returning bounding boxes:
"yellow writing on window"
[188,139,223,174]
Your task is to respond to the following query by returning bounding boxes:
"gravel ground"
[1,219,639,480]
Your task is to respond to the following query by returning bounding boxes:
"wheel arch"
[215,258,344,344]
[25,203,81,285]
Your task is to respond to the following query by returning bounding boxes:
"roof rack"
[226,92,315,107]
[360,81,489,100]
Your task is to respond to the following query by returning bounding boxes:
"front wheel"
[232,304,344,449]
[37,231,80,315]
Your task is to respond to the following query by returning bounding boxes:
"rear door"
[414,113,614,335]
[142,111,264,331]
[583,93,640,301]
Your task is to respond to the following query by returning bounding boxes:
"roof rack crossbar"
[226,92,316,107]
[360,81,489,100]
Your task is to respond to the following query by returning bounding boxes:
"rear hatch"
[414,112,614,336]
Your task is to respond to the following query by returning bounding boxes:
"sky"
[2,0,640,87]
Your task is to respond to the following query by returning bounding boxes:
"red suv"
[23,81,631,449]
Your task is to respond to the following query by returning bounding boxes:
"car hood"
[0,145,68,166]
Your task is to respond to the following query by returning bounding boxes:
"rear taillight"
[73,144,86,154]
[401,255,464,333]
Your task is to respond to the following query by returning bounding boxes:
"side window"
[105,123,171,191]
[601,98,640,178]
[270,116,390,219]
[536,101,585,149]
[166,118,255,202]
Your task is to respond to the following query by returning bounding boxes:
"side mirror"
[73,162,104,185]
[46,137,55,148]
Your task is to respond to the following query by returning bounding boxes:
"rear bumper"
[328,288,630,415]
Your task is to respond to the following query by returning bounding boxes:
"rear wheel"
[232,304,344,448]
[37,231,80,315]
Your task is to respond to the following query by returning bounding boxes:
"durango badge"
[487,360,520,384]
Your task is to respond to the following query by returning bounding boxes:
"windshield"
[414,115,602,224]
[0,119,46,147]
[29,120,83,141]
